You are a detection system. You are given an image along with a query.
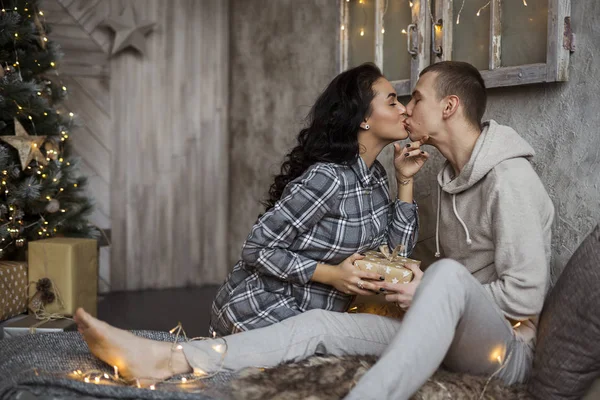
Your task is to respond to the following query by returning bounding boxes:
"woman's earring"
[364,124,370,130]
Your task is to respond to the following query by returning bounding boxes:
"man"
[74,61,553,400]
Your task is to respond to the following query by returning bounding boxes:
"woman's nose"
[398,103,407,114]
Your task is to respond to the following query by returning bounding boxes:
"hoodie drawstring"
[435,188,473,258]
[452,193,472,245]
[435,186,441,258]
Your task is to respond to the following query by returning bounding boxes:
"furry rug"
[230,355,532,400]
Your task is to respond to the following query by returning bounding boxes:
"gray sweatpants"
[182,259,533,400]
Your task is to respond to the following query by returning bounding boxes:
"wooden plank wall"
[43,0,230,290]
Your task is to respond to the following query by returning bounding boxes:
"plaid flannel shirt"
[209,157,418,336]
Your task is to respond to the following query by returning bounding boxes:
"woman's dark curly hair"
[262,63,384,212]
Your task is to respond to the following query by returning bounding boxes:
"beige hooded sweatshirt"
[435,120,554,346]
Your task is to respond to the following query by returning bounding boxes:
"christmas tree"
[0,0,97,260]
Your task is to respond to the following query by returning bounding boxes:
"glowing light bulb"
[341,24,345,31]
[360,28,365,36]
[381,28,385,34]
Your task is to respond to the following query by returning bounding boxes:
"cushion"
[529,224,600,399]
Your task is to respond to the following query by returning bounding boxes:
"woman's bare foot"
[74,308,192,385]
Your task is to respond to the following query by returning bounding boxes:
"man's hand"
[381,263,424,309]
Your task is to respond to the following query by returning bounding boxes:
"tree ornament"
[102,3,157,57]
[0,119,47,169]
[15,237,25,247]
[45,198,60,213]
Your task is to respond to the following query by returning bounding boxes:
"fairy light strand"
[456,0,466,24]
[68,322,229,389]
[476,1,491,17]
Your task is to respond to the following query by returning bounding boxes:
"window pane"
[501,0,548,66]
[348,0,376,68]
[382,0,412,81]
[452,0,490,71]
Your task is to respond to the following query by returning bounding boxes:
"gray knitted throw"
[0,331,531,399]
[0,331,235,400]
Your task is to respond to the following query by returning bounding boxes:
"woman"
[209,63,429,336]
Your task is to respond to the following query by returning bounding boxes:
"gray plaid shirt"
[210,157,418,336]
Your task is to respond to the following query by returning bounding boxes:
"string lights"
[476,2,491,17]
[342,0,529,40]
[456,0,466,24]
[67,322,229,390]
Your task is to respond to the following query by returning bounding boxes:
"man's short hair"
[420,61,487,128]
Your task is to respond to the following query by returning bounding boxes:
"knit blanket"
[0,331,531,399]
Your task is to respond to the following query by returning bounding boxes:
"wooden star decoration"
[0,119,48,170]
[102,3,157,57]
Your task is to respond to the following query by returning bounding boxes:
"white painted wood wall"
[42,0,230,291]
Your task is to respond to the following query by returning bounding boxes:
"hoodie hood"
[437,120,535,194]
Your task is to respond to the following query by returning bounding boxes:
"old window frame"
[337,0,572,96]
[338,0,432,96]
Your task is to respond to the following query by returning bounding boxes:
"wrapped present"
[353,245,420,284]
[2,314,76,339]
[0,261,28,322]
[28,238,98,317]
[348,299,406,319]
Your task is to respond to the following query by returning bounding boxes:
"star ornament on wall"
[103,3,157,57]
[0,119,48,170]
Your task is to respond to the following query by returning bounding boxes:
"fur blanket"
[230,355,532,400]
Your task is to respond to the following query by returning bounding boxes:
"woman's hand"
[380,263,423,309]
[394,137,430,182]
[330,253,386,296]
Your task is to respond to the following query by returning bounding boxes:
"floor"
[97,285,220,337]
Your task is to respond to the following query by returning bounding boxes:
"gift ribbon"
[28,245,69,326]
[378,244,405,262]
[28,276,65,313]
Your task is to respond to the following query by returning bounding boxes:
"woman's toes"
[74,308,91,329]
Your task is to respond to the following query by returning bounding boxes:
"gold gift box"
[353,245,420,285]
[28,238,98,317]
[0,261,28,322]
